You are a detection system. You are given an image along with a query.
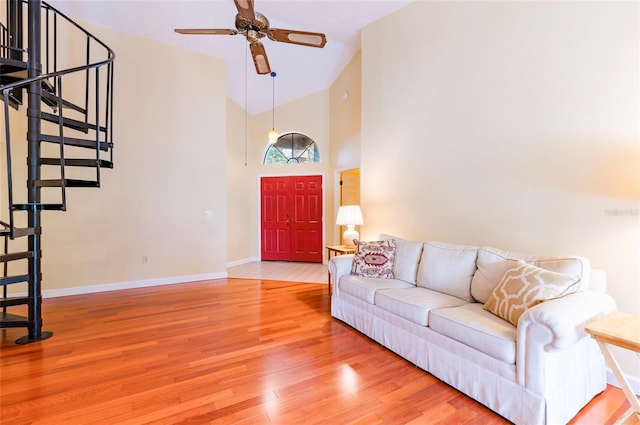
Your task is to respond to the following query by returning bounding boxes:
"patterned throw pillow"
[484,261,581,326]
[350,239,396,279]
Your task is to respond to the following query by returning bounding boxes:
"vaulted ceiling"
[48,0,412,114]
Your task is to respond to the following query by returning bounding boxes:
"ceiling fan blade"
[234,0,256,22]
[250,42,271,75]
[267,29,327,48]
[175,28,238,35]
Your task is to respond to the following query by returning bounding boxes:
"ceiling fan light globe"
[247,29,259,43]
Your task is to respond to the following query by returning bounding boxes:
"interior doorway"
[260,175,323,263]
[338,169,361,245]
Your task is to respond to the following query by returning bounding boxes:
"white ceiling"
[48,0,412,115]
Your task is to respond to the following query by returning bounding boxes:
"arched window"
[263,132,321,165]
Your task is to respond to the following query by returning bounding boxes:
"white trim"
[227,257,260,268]
[23,273,228,298]
[607,369,640,396]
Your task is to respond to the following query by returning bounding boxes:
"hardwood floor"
[0,278,631,424]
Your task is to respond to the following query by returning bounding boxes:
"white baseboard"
[226,257,260,268]
[37,272,227,298]
[607,369,640,395]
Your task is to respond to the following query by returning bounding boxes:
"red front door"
[261,175,323,263]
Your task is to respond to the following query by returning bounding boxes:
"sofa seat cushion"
[375,287,468,326]
[429,303,517,364]
[338,275,414,304]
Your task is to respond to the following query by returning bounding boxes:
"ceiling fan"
[175,0,327,75]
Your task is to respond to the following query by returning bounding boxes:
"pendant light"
[268,71,278,144]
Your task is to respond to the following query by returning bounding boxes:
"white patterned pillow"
[350,239,396,279]
[484,261,581,326]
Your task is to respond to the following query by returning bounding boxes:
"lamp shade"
[336,205,364,226]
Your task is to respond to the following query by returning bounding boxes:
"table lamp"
[336,205,364,247]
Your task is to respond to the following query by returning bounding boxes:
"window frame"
[263,131,321,165]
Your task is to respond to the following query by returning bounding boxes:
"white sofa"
[329,237,617,425]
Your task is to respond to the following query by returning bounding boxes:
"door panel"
[261,175,323,262]
[290,175,322,262]
[261,177,291,261]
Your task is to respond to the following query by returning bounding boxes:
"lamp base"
[343,225,359,247]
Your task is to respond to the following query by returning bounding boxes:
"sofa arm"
[518,290,617,350]
[516,290,617,392]
[328,254,354,295]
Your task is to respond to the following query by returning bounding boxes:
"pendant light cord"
[271,71,276,130]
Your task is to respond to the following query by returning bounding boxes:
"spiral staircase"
[0,0,114,343]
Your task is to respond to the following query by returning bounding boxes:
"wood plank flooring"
[0,278,632,424]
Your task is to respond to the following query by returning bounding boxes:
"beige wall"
[361,1,639,380]
[225,50,362,262]
[226,90,331,263]
[330,52,362,172]
[1,0,637,390]
[328,53,362,245]
[226,98,255,262]
[29,23,229,290]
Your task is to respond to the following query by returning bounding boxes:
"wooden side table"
[326,245,356,295]
[585,311,640,425]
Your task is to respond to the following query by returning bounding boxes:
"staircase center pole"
[17,0,52,344]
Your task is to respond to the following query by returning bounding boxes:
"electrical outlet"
[142,256,148,263]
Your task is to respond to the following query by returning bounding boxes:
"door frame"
[333,167,361,245]
[257,172,326,261]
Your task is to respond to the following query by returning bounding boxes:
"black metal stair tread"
[33,179,99,188]
[41,90,86,114]
[39,157,113,168]
[0,70,28,85]
[0,227,35,238]
[0,274,29,286]
[0,311,28,328]
[0,59,27,73]
[12,203,65,211]
[41,112,106,133]
[40,134,112,151]
[0,296,29,307]
[0,251,32,262]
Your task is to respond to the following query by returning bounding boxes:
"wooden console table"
[326,245,356,295]
[585,311,640,425]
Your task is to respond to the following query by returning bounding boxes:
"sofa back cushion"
[380,234,424,284]
[416,241,478,302]
[471,247,591,304]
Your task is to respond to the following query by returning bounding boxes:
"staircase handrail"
[2,0,115,238]
[0,1,115,94]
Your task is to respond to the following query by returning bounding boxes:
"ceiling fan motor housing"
[236,11,269,43]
